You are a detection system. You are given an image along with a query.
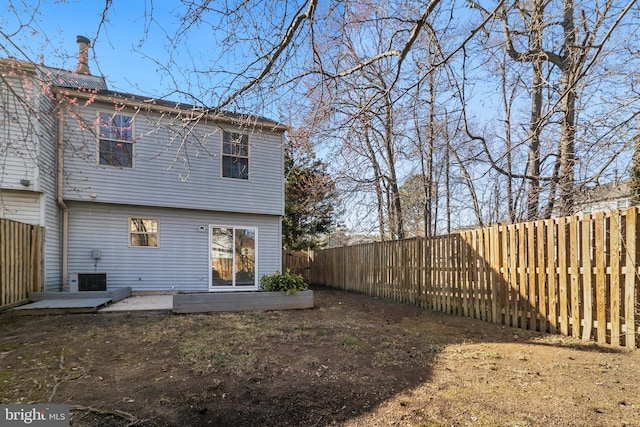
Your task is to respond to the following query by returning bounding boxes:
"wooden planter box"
[173,290,314,314]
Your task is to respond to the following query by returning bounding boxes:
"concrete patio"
[100,294,173,312]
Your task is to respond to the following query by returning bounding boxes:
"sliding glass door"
[210,226,257,289]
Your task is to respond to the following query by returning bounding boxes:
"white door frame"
[209,225,258,291]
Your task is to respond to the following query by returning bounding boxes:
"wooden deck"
[8,287,132,315]
[10,298,113,315]
[173,290,314,313]
[28,287,131,302]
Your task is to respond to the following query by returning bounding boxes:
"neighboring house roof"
[574,181,630,206]
[571,180,631,215]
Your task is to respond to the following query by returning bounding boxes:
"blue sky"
[1,0,211,99]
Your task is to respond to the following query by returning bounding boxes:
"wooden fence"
[282,250,313,283]
[1,218,44,310]
[311,208,640,350]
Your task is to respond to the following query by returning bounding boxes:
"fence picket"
[305,208,639,350]
[568,216,581,338]
[595,213,607,344]
[482,228,491,321]
[546,219,558,334]
[500,225,510,326]
[537,221,547,332]
[490,225,501,324]
[526,223,536,330]
[609,212,621,347]
[624,208,637,349]
[0,219,44,310]
[582,215,594,342]
[509,225,519,328]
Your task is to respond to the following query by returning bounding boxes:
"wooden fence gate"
[1,218,44,310]
[282,250,313,283]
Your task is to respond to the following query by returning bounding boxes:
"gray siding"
[0,67,55,193]
[38,93,62,291]
[0,75,38,190]
[0,190,42,224]
[0,65,61,290]
[66,201,282,292]
[62,103,285,216]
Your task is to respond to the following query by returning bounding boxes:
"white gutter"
[56,92,69,291]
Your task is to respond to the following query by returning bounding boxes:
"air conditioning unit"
[69,273,107,292]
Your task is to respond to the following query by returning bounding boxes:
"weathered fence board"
[310,208,640,350]
[1,218,44,310]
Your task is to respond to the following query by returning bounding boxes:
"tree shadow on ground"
[0,286,633,427]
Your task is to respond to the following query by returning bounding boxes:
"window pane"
[223,140,248,156]
[100,140,133,168]
[130,219,139,232]
[239,134,249,156]
[222,156,248,179]
[99,113,133,141]
[140,219,158,233]
[235,229,256,286]
[147,235,158,247]
[211,227,233,286]
[223,142,232,155]
[130,219,158,233]
[131,234,149,246]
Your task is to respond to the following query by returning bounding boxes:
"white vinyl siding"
[66,202,281,292]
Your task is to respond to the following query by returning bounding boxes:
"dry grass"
[1,287,639,427]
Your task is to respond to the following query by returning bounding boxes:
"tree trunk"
[526,0,544,220]
[554,0,578,217]
[383,91,404,239]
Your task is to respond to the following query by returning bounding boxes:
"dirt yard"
[1,286,639,427]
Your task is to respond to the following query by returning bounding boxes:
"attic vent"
[72,273,107,291]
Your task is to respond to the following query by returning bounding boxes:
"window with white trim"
[98,112,134,168]
[222,131,249,179]
[129,218,159,247]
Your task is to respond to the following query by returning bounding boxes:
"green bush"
[260,270,309,294]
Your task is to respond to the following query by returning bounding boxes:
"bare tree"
[470,0,639,219]
[5,0,640,240]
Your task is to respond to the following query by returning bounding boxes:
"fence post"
[624,207,637,349]
[310,206,639,350]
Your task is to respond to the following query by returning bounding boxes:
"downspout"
[56,92,69,291]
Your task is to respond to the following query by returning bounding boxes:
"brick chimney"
[76,35,91,74]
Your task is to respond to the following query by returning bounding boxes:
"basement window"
[129,218,159,247]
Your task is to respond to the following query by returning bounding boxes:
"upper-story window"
[98,112,134,168]
[222,131,249,180]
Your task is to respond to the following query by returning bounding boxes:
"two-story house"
[0,36,286,293]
